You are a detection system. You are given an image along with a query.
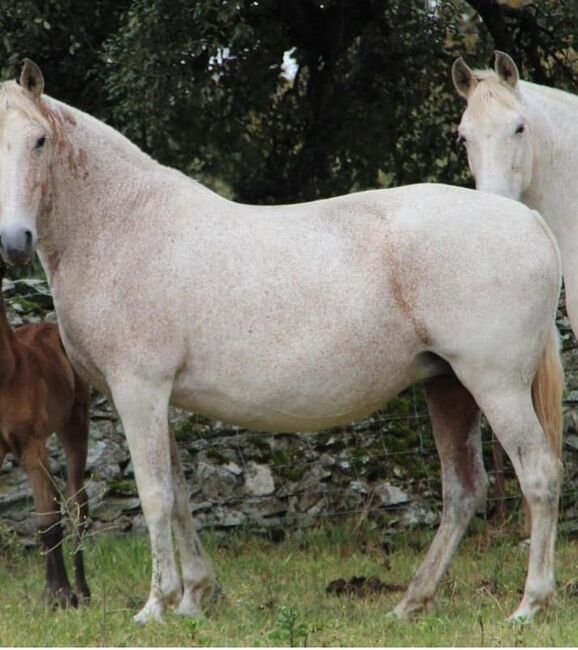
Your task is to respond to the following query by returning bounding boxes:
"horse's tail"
[523,322,564,535]
[533,322,564,459]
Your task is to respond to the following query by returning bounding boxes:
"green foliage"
[0,1,574,206]
[173,415,210,442]
[205,445,228,463]
[107,478,137,496]
[267,605,310,647]
[0,524,25,560]
[272,447,308,482]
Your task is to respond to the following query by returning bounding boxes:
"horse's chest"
[50,299,110,394]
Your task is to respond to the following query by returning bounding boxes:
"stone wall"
[0,277,577,547]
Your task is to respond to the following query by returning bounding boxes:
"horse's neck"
[521,82,578,247]
[39,98,159,281]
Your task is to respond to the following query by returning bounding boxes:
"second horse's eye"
[515,124,526,135]
[35,135,46,150]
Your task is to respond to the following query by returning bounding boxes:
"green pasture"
[0,522,577,646]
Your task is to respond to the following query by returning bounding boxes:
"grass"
[1,521,578,646]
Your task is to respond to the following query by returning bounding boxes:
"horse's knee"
[521,474,559,510]
[517,446,559,507]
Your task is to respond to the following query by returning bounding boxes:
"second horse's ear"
[19,59,45,101]
[494,51,519,90]
[452,57,478,99]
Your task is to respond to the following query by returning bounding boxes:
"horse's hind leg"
[56,375,91,602]
[111,378,181,623]
[476,388,559,621]
[0,438,8,469]
[18,438,77,607]
[169,430,215,617]
[391,375,487,619]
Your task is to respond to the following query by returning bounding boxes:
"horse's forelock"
[467,70,521,116]
[0,80,50,131]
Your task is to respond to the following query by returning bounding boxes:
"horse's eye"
[515,123,526,135]
[35,135,46,150]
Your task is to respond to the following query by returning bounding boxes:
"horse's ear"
[494,51,519,90]
[452,57,478,99]
[19,59,44,101]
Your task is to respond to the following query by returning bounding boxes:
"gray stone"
[402,503,438,528]
[374,483,409,507]
[242,497,287,518]
[0,484,31,513]
[319,453,336,467]
[350,480,369,495]
[224,461,242,476]
[197,461,238,498]
[297,465,331,492]
[214,507,246,527]
[244,462,275,496]
[84,480,108,508]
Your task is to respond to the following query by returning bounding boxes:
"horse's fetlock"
[38,520,63,551]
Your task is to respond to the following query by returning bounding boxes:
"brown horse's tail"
[523,322,564,535]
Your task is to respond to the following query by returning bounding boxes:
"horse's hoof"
[44,587,78,609]
[77,592,91,605]
[175,600,202,618]
[76,584,91,604]
[507,612,531,624]
[133,599,165,625]
[175,580,221,618]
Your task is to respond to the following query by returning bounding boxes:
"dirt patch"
[326,576,405,597]
[479,578,498,594]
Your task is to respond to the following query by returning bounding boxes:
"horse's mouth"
[0,249,35,268]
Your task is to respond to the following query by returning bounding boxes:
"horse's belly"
[170,345,428,432]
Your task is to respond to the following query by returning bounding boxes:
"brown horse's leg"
[0,438,8,469]
[56,376,91,602]
[19,438,77,607]
[390,375,487,618]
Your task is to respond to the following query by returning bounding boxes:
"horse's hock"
[1,277,577,546]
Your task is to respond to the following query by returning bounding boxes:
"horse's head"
[0,59,52,266]
[452,52,533,202]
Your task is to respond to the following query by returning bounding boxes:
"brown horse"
[0,263,90,606]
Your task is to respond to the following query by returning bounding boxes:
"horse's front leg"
[111,378,181,623]
[169,430,216,617]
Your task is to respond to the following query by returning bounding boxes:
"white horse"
[453,51,578,335]
[0,60,563,623]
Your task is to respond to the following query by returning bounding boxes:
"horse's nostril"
[24,229,33,247]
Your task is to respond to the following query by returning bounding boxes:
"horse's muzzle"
[0,227,36,267]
